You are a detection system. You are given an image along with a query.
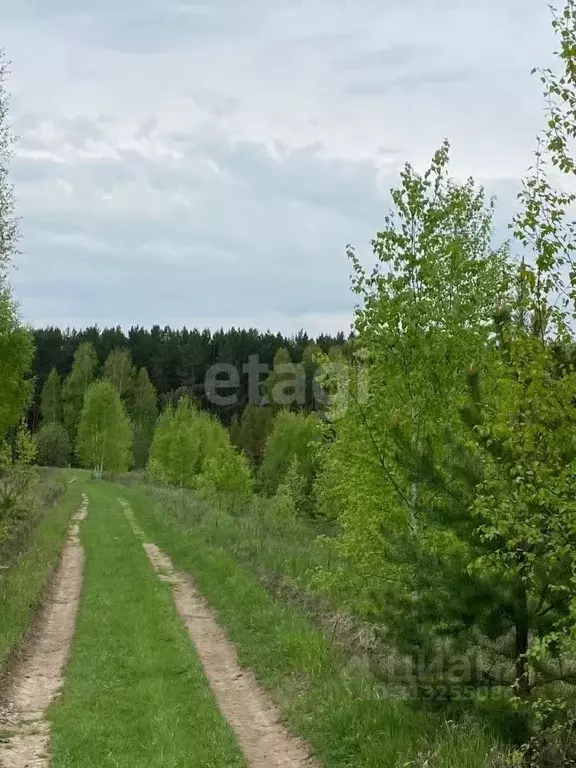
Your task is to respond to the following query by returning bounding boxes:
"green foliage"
[62,342,98,447]
[130,367,158,468]
[229,404,274,465]
[76,380,133,475]
[0,423,38,544]
[275,456,309,518]
[197,448,254,513]
[103,347,135,402]
[0,292,34,438]
[36,422,70,467]
[261,347,304,410]
[257,411,320,513]
[0,479,79,677]
[316,138,510,605]
[32,327,346,428]
[314,8,576,746]
[40,367,62,424]
[0,55,33,440]
[148,398,229,488]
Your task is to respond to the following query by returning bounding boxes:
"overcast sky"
[1,0,555,335]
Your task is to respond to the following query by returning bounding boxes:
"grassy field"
[49,480,246,768]
[0,472,82,679]
[117,483,508,768]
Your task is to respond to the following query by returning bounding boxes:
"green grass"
[0,473,82,677]
[129,484,336,592]
[49,481,246,768]
[119,483,506,768]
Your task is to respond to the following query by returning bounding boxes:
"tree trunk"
[515,581,530,697]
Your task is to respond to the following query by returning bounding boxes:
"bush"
[197,448,254,513]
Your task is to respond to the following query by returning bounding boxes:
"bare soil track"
[0,494,88,768]
[143,540,317,768]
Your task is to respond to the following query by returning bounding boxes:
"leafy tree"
[197,448,254,513]
[261,348,304,411]
[31,325,346,426]
[40,367,62,424]
[148,398,228,488]
[0,422,37,543]
[258,411,320,511]
[318,138,509,558]
[103,347,135,402]
[130,367,158,468]
[76,380,132,476]
[229,404,274,465]
[62,342,98,447]
[36,422,70,467]
[276,456,308,517]
[0,54,33,441]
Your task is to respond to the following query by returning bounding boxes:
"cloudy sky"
[1,0,555,335]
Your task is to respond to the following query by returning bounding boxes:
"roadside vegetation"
[0,476,81,679]
[118,483,506,768]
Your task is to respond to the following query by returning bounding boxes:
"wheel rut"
[120,499,316,768]
[0,494,88,768]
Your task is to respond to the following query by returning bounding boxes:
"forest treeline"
[30,325,350,427]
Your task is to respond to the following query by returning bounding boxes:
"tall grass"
[0,471,81,677]
[120,483,513,767]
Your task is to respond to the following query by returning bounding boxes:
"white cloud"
[1,0,557,333]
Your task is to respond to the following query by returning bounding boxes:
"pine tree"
[62,342,98,448]
[76,380,132,476]
[40,367,62,424]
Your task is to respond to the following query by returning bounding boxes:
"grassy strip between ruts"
[119,484,506,768]
[49,480,246,768]
[0,474,82,679]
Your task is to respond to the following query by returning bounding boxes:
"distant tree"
[197,449,254,513]
[36,422,70,467]
[103,347,135,402]
[261,348,304,411]
[148,397,229,488]
[40,367,62,424]
[230,404,274,465]
[258,411,320,510]
[76,380,132,476]
[62,342,98,448]
[130,367,158,468]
